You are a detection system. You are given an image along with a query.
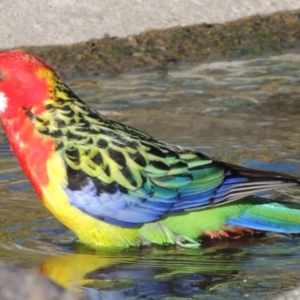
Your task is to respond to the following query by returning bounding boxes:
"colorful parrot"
[0,50,300,249]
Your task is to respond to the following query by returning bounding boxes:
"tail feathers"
[227,201,300,233]
[214,176,298,204]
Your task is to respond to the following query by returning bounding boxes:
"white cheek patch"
[0,91,8,113]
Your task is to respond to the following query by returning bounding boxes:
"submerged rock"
[0,262,86,300]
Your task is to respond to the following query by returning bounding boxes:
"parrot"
[0,49,300,249]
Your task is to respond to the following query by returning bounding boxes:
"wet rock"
[273,287,300,300]
[17,9,300,80]
[0,262,86,300]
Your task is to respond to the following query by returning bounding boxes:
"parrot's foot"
[175,235,201,248]
[139,223,201,248]
[202,226,255,240]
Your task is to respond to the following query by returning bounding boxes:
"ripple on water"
[208,96,259,109]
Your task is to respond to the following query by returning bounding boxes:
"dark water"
[1,53,300,299]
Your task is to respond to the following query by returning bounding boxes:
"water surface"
[1,53,300,299]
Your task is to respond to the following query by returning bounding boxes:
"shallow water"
[1,53,300,299]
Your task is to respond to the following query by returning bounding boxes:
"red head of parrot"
[0,50,57,197]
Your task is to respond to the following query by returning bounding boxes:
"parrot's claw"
[175,235,201,248]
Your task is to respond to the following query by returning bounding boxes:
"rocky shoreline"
[14,9,300,80]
